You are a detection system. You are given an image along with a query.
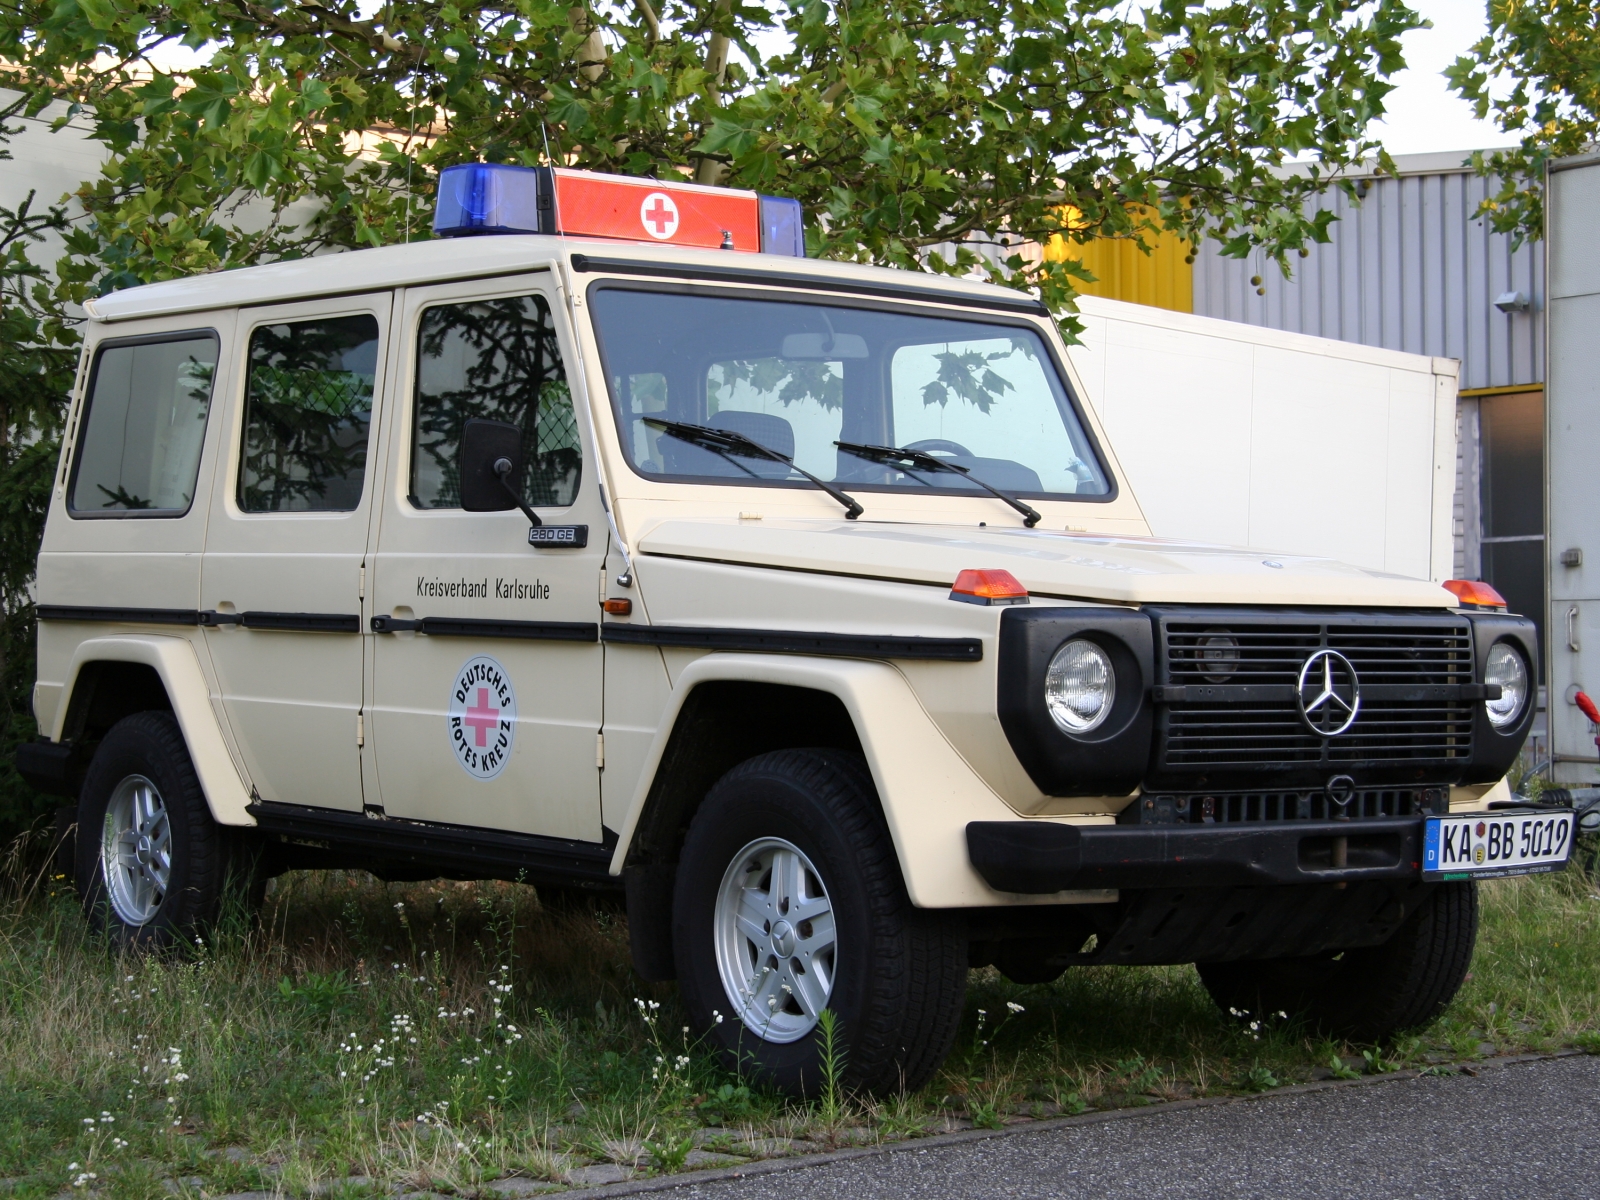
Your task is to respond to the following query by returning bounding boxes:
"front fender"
[607,653,1114,908]
[53,636,255,827]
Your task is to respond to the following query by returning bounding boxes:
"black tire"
[1197,880,1479,1042]
[76,711,252,949]
[672,749,967,1097]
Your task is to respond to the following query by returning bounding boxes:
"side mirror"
[460,419,524,513]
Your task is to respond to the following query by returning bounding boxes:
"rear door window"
[238,314,380,513]
[69,333,219,516]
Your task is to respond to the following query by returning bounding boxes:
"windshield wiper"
[835,441,1041,528]
[644,418,864,520]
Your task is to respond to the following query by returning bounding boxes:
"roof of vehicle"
[82,236,1050,324]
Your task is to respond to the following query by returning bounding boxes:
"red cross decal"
[463,687,499,747]
[640,192,679,238]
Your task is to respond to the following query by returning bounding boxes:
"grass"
[0,836,1596,1197]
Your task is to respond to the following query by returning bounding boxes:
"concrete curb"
[559,1048,1593,1198]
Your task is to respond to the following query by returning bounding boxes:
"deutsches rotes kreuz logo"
[447,655,517,780]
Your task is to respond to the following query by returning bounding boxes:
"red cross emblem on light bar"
[463,686,499,747]
[640,191,680,239]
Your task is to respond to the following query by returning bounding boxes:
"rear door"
[199,294,390,812]
[365,272,606,841]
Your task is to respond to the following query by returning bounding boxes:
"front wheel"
[1197,880,1479,1041]
[76,711,252,949]
[672,749,966,1096]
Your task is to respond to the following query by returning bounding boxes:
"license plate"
[1422,811,1574,880]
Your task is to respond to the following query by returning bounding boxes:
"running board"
[247,801,619,888]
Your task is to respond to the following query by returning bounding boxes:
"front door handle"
[1569,605,1581,653]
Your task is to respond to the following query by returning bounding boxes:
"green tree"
[0,95,80,838]
[2,0,1423,323]
[1446,0,1600,244]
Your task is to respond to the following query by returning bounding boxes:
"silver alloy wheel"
[100,774,172,926]
[713,836,837,1043]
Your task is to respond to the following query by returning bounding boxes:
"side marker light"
[950,569,1029,606]
[1443,579,1508,609]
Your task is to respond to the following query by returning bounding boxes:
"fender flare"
[607,653,1101,908]
[52,635,255,827]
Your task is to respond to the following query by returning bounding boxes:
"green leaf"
[242,149,279,190]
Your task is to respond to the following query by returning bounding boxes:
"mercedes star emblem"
[1296,649,1361,736]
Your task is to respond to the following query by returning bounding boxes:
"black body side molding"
[601,623,981,661]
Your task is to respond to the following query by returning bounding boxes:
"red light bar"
[553,169,762,252]
[950,569,1029,606]
[433,163,805,254]
[1443,579,1508,609]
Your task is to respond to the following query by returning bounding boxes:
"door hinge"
[356,712,365,747]
[598,566,609,603]
[359,564,366,600]
[596,731,605,769]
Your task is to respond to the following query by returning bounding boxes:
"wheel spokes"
[797,909,836,957]
[100,774,171,926]
[770,848,803,915]
[784,960,828,1019]
[715,836,839,1043]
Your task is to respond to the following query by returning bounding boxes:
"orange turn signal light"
[1442,579,1508,609]
[602,598,633,616]
[950,568,1029,607]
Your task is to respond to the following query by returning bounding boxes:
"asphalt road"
[654,1055,1600,1200]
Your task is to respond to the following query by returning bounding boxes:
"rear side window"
[239,315,380,513]
[70,333,219,516]
[410,294,580,509]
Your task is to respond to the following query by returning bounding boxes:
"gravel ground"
[640,1055,1600,1200]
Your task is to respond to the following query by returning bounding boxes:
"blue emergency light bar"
[433,162,806,256]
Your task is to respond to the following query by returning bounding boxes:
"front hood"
[636,519,1457,608]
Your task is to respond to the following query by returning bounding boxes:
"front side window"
[70,333,218,516]
[410,294,580,509]
[592,288,1109,501]
[239,314,379,513]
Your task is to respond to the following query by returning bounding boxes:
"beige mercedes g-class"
[18,165,1567,1096]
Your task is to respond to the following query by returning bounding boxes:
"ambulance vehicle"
[19,164,1568,1094]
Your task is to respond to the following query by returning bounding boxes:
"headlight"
[1483,642,1529,729]
[1045,639,1116,734]
[1199,629,1240,682]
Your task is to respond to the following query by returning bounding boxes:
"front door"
[366,273,606,842]
[200,293,390,812]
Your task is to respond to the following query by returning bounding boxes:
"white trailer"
[1066,294,1459,584]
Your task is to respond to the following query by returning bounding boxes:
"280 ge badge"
[447,655,517,780]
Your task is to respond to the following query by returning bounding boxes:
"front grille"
[1155,613,1475,779]
[1124,785,1447,826]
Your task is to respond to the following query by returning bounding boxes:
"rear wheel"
[76,711,254,949]
[672,749,966,1096]
[1197,880,1478,1041]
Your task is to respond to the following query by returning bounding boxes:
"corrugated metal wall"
[1193,158,1544,392]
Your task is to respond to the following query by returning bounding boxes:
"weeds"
[816,1009,846,1128]
[0,845,1593,1191]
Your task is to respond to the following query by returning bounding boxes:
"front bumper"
[967,816,1425,893]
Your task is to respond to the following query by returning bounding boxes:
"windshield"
[589,288,1111,502]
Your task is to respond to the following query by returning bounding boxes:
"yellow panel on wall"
[1042,221,1194,314]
